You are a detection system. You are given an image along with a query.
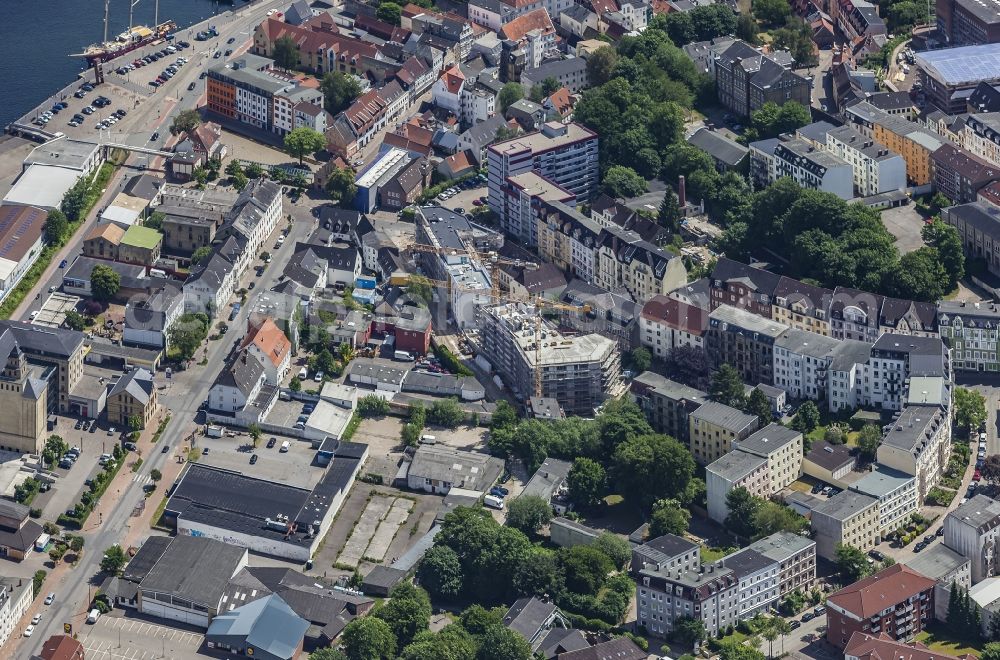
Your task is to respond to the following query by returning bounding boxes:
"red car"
[975,469,982,481]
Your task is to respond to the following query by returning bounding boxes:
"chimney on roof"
[678,175,686,208]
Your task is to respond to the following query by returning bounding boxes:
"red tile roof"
[501,8,555,41]
[589,0,619,15]
[545,87,574,115]
[242,317,290,368]
[40,635,85,660]
[827,564,936,619]
[440,65,465,95]
[845,633,976,660]
[641,295,708,336]
[444,150,476,175]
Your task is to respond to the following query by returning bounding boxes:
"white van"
[280,440,290,452]
[298,366,308,379]
[87,609,100,624]
[483,495,504,510]
[419,435,436,445]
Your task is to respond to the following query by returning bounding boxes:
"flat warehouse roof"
[916,43,1000,86]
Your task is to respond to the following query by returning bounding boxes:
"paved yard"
[337,494,413,567]
[198,429,321,490]
[78,615,205,660]
[880,205,927,254]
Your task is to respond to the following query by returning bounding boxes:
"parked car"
[202,447,210,455]
[250,454,258,465]
[801,612,815,622]
[44,593,55,605]
[267,437,277,448]
[162,444,169,453]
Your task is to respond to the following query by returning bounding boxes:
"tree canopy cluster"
[718,178,964,301]
[417,507,634,626]
[489,399,702,513]
[725,487,808,541]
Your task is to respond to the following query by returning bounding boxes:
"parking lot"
[78,615,205,660]
[264,396,316,433]
[198,428,322,490]
[432,181,489,216]
[880,204,928,254]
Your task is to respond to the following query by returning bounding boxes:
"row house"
[772,328,840,401]
[706,304,788,387]
[941,202,1000,283]
[593,225,687,303]
[639,294,709,358]
[937,298,1000,372]
[498,171,574,250]
[931,143,1000,204]
[877,403,951,501]
[944,494,1000,584]
[326,81,407,158]
[636,563,739,638]
[749,135,854,200]
[629,371,707,442]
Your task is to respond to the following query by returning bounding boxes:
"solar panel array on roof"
[916,43,1000,86]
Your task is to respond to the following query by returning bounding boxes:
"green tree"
[325,167,357,208]
[888,247,949,302]
[791,401,820,433]
[857,423,882,462]
[289,377,301,392]
[593,531,631,569]
[498,83,524,113]
[100,544,128,575]
[459,605,504,636]
[752,501,808,538]
[753,0,792,27]
[630,347,652,373]
[417,545,464,599]
[191,246,213,266]
[91,264,121,302]
[273,35,300,69]
[725,487,760,539]
[836,543,872,583]
[358,394,391,417]
[476,626,532,660]
[745,388,772,426]
[373,582,432,648]
[144,211,164,231]
[954,387,988,434]
[649,498,691,537]
[671,616,706,646]
[406,275,434,306]
[168,313,210,361]
[343,616,396,660]
[428,399,464,428]
[559,544,614,593]
[983,643,1000,660]
[60,181,88,222]
[506,495,553,535]
[44,210,69,245]
[284,126,326,166]
[376,2,403,25]
[320,71,363,114]
[567,457,606,509]
[709,363,746,409]
[736,13,760,42]
[922,219,965,287]
[149,469,162,482]
[612,433,695,509]
[170,109,201,136]
[69,536,84,553]
[310,650,349,660]
[586,46,618,86]
[64,310,86,331]
[225,160,243,177]
[248,423,262,447]
[602,165,648,198]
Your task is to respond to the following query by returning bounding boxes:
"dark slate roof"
[943,201,1000,238]
[711,257,782,295]
[213,351,266,398]
[123,535,172,582]
[0,518,41,553]
[722,547,777,578]
[504,597,556,642]
[879,297,938,331]
[0,320,85,360]
[805,439,857,471]
[108,367,154,405]
[866,91,914,112]
[122,174,163,201]
[643,533,699,557]
[318,206,362,234]
[139,535,246,607]
[555,637,647,660]
[687,127,749,166]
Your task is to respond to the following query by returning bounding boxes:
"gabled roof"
[241,317,291,369]
[439,65,465,95]
[710,257,782,296]
[501,8,555,41]
[687,127,749,166]
[108,367,154,405]
[641,294,708,336]
[207,593,309,658]
[545,87,574,116]
[827,564,936,618]
[85,222,125,245]
[845,632,973,660]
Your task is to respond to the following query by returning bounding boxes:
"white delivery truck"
[206,425,223,438]
[483,495,504,510]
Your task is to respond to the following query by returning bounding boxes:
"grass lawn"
[701,545,736,562]
[915,624,983,656]
[845,431,860,447]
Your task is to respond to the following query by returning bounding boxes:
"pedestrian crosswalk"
[132,474,152,487]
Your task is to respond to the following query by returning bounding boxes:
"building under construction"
[476,303,624,415]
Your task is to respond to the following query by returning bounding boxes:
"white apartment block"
[937,300,1000,373]
[639,295,707,359]
[748,532,816,598]
[825,125,907,196]
[487,122,599,213]
[722,548,781,619]
[849,466,919,540]
[772,328,840,401]
[706,451,769,524]
[750,135,854,200]
[0,577,31,648]
[636,563,739,638]
[877,402,951,502]
[235,85,271,129]
[944,494,1000,584]
[732,423,804,494]
[499,171,574,251]
[827,340,875,412]
[594,226,687,303]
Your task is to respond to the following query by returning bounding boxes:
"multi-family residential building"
[326,82,408,158]
[498,171,575,247]
[931,143,1000,203]
[468,0,517,30]
[636,562,739,638]
[630,372,707,442]
[749,135,854,199]
[849,466,919,541]
[811,490,879,559]
[877,404,951,501]
[0,575,32,648]
[825,564,936,648]
[534,201,603,280]
[709,258,782,319]
[747,532,816,598]
[937,0,1000,44]
[941,200,1000,278]
[706,305,789,386]
[878,297,939,337]
[830,286,885,343]
[864,334,949,411]
[487,122,599,214]
[824,125,907,196]
[733,423,804,493]
[639,295,709,357]
[960,113,1000,167]
[772,328,840,401]
[521,57,589,94]
[722,549,781,618]
[631,533,700,576]
[689,400,759,465]
[498,8,558,74]
[476,302,624,415]
[944,494,1000,583]
[593,226,687,303]
[917,44,1000,114]
[123,283,184,350]
[827,339,877,412]
[239,317,291,386]
[706,450,769,523]
[937,298,1000,371]
[714,40,811,118]
[106,367,157,429]
[845,103,946,184]
[207,351,276,425]
[771,277,833,336]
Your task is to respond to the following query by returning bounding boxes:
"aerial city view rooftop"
[7,0,1000,658]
